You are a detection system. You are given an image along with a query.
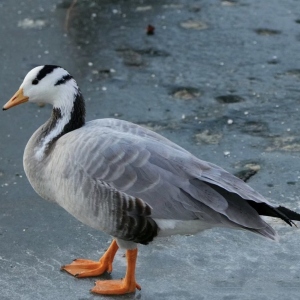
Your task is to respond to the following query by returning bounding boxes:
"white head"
[3,65,78,110]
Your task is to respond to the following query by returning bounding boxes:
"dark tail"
[248,201,300,227]
[205,181,300,229]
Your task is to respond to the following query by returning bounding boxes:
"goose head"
[3,65,85,161]
[3,65,79,110]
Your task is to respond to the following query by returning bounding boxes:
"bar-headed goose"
[3,65,300,295]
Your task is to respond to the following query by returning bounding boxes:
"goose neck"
[35,91,85,160]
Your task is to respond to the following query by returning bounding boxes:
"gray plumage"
[6,65,300,250]
[25,117,278,244]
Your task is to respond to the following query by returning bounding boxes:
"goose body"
[4,65,300,295]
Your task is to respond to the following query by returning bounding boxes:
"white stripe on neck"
[34,81,77,161]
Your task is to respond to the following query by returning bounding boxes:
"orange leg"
[91,248,141,295]
[61,239,118,277]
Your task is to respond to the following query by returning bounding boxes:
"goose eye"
[32,79,39,85]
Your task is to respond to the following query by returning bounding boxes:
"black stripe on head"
[54,74,73,86]
[32,65,60,85]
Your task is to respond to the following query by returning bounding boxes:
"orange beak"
[3,88,29,110]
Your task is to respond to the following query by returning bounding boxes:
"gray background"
[1,0,300,299]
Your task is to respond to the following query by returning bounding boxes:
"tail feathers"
[241,204,300,241]
[238,203,299,241]
[247,201,299,227]
[277,206,300,223]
